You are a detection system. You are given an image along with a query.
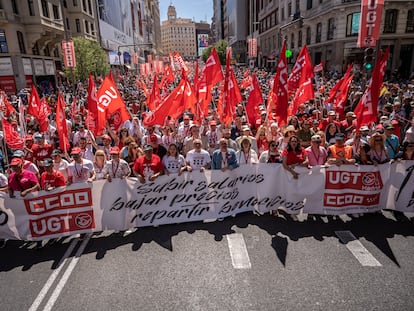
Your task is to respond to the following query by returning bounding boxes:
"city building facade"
[255,0,414,77]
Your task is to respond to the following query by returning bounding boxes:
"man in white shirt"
[67,147,95,184]
[186,139,211,172]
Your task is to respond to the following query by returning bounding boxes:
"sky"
[159,0,213,24]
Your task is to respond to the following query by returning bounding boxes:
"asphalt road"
[1,211,413,311]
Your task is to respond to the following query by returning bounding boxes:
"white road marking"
[335,231,382,267]
[28,238,79,311]
[42,235,91,311]
[226,233,251,269]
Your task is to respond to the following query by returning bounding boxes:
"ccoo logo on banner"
[324,170,383,211]
[24,188,95,238]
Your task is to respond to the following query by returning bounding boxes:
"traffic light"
[364,47,374,70]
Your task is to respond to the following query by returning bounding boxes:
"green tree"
[201,40,228,66]
[65,37,109,81]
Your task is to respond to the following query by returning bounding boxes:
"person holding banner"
[40,158,66,191]
[133,145,164,184]
[186,139,211,172]
[7,158,40,198]
[326,133,356,166]
[162,143,187,175]
[282,135,308,179]
[211,138,238,171]
[67,147,95,185]
[305,135,328,166]
[105,146,131,182]
[236,136,259,166]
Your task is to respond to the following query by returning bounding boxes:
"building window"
[307,0,312,10]
[288,3,292,18]
[28,0,35,16]
[84,20,89,33]
[306,27,311,44]
[44,45,50,56]
[407,9,414,33]
[327,18,334,40]
[82,0,87,12]
[63,0,67,8]
[291,33,295,49]
[73,0,78,6]
[41,0,49,18]
[53,5,59,19]
[11,0,19,14]
[88,0,92,14]
[76,19,81,32]
[32,42,39,55]
[316,23,322,43]
[298,30,302,47]
[17,31,26,53]
[0,30,8,53]
[384,9,398,33]
[346,12,360,36]
[275,8,279,24]
[66,17,70,30]
[281,7,285,20]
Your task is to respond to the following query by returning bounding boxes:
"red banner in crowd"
[357,0,384,48]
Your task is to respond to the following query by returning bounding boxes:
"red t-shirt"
[40,170,66,190]
[133,154,163,177]
[282,148,307,166]
[33,144,53,162]
[8,170,39,192]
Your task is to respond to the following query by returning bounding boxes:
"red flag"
[70,96,77,120]
[288,45,313,94]
[147,74,161,111]
[194,61,199,88]
[137,79,150,98]
[96,76,130,134]
[314,62,324,73]
[164,64,174,83]
[2,118,24,149]
[218,47,242,125]
[194,79,212,124]
[272,41,289,127]
[143,78,187,126]
[325,64,353,105]
[289,47,314,116]
[28,84,41,117]
[240,75,252,89]
[38,97,50,132]
[355,46,390,129]
[245,74,263,127]
[87,74,98,116]
[181,70,198,112]
[108,71,115,83]
[200,48,224,87]
[56,93,70,152]
[334,73,354,119]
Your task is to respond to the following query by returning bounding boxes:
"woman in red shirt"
[282,135,308,179]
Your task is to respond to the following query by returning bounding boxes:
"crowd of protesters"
[0,64,414,247]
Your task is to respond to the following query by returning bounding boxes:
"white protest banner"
[1,162,413,241]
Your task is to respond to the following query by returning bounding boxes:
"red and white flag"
[271,41,289,127]
[314,62,324,73]
[355,46,390,128]
[334,73,354,119]
[173,52,189,73]
[199,48,224,87]
[357,0,384,48]
[96,75,130,134]
[245,73,263,127]
[56,93,70,152]
[287,45,312,95]
[2,118,24,149]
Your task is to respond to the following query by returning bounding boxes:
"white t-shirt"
[162,155,185,174]
[186,149,211,170]
[0,173,7,187]
[104,159,131,178]
[67,159,95,183]
[53,159,70,180]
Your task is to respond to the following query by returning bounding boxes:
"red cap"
[10,158,23,166]
[255,119,262,126]
[71,147,82,155]
[11,120,18,125]
[109,146,120,154]
[150,134,158,142]
[210,120,217,126]
[25,135,33,141]
[102,135,111,140]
